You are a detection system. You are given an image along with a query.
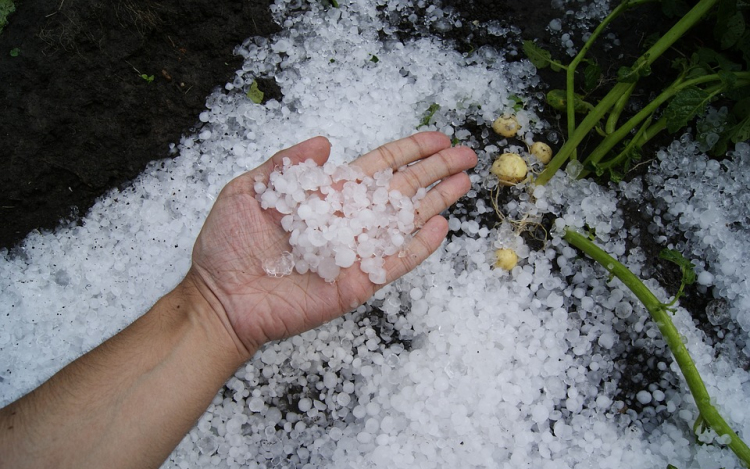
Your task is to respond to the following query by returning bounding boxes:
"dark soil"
[0,0,279,250]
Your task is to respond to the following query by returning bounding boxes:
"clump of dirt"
[0,0,279,250]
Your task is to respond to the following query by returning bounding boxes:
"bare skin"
[0,132,477,469]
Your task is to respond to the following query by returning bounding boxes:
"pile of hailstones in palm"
[167,104,750,468]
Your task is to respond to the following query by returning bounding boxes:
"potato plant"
[514,0,750,464]
[525,0,750,184]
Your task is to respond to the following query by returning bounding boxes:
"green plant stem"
[567,0,652,153]
[536,82,630,185]
[563,228,750,466]
[605,83,636,134]
[638,116,668,147]
[536,0,721,186]
[581,73,750,171]
[592,114,654,176]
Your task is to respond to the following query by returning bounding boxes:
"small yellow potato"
[490,152,528,186]
[494,248,518,270]
[492,115,520,138]
[530,142,553,164]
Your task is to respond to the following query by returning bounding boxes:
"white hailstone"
[697,270,714,286]
[258,158,420,283]
[336,392,352,407]
[352,405,367,419]
[248,396,265,413]
[636,390,652,404]
[298,398,313,413]
[598,332,615,350]
[329,427,344,441]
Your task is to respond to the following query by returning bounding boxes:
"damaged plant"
[525,0,750,184]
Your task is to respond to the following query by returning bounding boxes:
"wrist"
[177,270,257,365]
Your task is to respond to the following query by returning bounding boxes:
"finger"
[383,215,449,284]
[352,131,451,175]
[389,145,477,197]
[413,172,472,227]
[258,136,332,178]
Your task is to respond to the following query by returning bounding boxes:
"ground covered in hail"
[1,0,749,468]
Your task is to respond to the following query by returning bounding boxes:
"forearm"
[0,276,252,469]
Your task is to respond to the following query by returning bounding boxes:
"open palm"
[187,132,477,356]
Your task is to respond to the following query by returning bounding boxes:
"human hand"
[185,132,477,358]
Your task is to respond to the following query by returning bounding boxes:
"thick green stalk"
[582,114,654,178]
[638,116,667,147]
[605,83,635,134]
[565,0,649,159]
[636,0,720,69]
[536,83,629,185]
[563,229,750,466]
[567,0,651,150]
[536,0,721,186]
[582,74,750,170]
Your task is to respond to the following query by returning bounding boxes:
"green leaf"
[623,140,643,162]
[246,79,264,104]
[508,94,524,112]
[0,0,15,34]
[370,55,379,63]
[608,169,624,183]
[715,0,737,39]
[729,114,750,143]
[617,62,651,83]
[546,89,567,111]
[523,40,552,69]
[664,87,711,133]
[737,31,750,66]
[717,99,750,147]
[418,103,440,128]
[583,61,602,92]
[685,62,712,80]
[732,97,750,123]
[643,32,661,50]
[9,47,19,57]
[719,70,738,90]
[659,249,697,287]
[671,57,690,73]
[712,98,750,155]
[546,89,592,114]
[592,162,606,177]
[726,84,750,101]
[721,12,746,49]
[695,47,741,72]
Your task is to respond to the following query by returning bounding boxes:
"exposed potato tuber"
[530,142,553,164]
[493,248,518,270]
[492,115,521,138]
[490,152,527,186]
